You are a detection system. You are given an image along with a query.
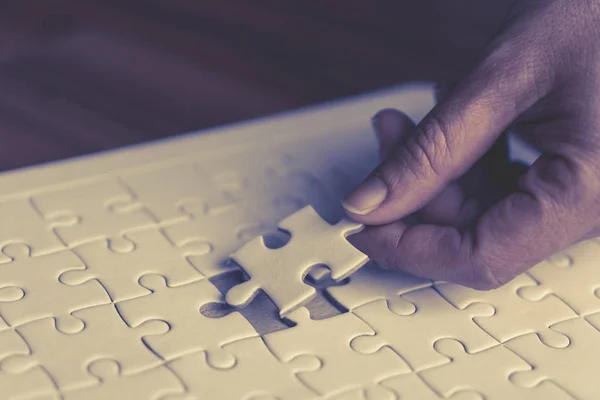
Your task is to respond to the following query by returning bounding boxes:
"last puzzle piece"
[226,205,368,316]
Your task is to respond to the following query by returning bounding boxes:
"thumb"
[343,47,549,224]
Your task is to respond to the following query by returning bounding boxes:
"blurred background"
[0,0,509,171]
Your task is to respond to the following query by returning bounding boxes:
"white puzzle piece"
[506,317,600,400]
[63,228,207,302]
[62,360,184,400]
[227,205,368,316]
[3,304,166,390]
[520,239,600,316]
[163,202,269,278]
[121,163,234,223]
[435,274,576,346]
[0,245,110,331]
[420,339,573,400]
[166,337,319,400]
[116,275,257,367]
[351,289,498,371]
[263,307,409,399]
[0,197,64,260]
[32,179,156,247]
[326,261,432,312]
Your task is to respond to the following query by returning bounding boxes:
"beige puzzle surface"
[0,84,598,399]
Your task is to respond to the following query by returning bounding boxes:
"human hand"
[343,0,600,289]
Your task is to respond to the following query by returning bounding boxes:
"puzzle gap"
[208,270,290,335]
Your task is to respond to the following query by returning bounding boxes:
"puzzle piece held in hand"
[117,275,257,367]
[326,261,432,312]
[166,336,319,400]
[32,179,155,247]
[264,307,408,399]
[164,203,268,278]
[0,244,110,331]
[520,239,600,316]
[227,205,368,316]
[121,163,234,223]
[3,304,166,390]
[351,288,498,371]
[421,339,573,400]
[435,274,576,346]
[506,317,600,400]
[0,197,64,260]
[62,359,184,400]
[63,228,207,302]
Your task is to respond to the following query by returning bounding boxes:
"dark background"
[0,1,510,171]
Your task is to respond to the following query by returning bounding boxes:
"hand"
[343,0,600,290]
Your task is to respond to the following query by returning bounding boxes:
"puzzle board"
[0,83,598,400]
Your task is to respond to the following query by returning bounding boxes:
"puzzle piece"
[506,317,600,399]
[163,203,269,278]
[421,339,573,400]
[32,179,156,247]
[325,373,441,400]
[264,307,409,399]
[121,163,234,223]
[435,274,576,346]
[0,197,64,260]
[227,205,367,316]
[62,359,184,400]
[63,228,206,302]
[2,304,166,390]
[166,337,319,400]
[0,366,58,400]
[520,239,600,316]
[351,288,498,371]
[0,244,110,331]
[1,327,58,399]
[326,261,432,312]
[117,275,257,367]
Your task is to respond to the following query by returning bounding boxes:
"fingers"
[344,42,549,225]
[373,108,479,228]
[350,154,595,289]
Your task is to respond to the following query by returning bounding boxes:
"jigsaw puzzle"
[0,84,598,399]
[226,205,368,316]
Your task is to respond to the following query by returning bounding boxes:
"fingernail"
[343,175,388,215]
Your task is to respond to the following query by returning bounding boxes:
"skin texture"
[343,0,600,289]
